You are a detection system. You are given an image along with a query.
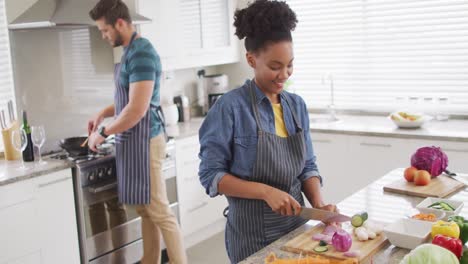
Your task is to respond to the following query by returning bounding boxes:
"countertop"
[0,118,205,187]
[239,168,468,263]
[308,114,468,142]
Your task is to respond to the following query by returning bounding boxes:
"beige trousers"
[135,134,187,264]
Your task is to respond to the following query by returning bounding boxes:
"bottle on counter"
[21,111,35,162]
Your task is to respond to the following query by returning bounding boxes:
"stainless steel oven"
[68,140,177,264]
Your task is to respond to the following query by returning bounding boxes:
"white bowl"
[416,197,464,220]
[388,112,431,128]
[384,218,432,249]
[409,209,446,222]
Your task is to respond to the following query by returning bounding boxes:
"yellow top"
[272,103,288,137]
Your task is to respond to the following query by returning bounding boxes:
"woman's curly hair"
[233,0,298,52]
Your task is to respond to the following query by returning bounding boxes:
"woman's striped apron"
[113,32,152,204]
[225,81,308,263]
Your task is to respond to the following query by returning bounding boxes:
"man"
[87,1,187,263]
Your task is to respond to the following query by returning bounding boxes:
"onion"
[344,250,360,257]
[323,225,339,235]
[332,229,353,252]
[312,233,326,241]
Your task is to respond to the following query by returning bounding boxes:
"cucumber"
[440,202,455,211]
[351,212,368,227]
[314,246,328,253]
[319,240,328,247]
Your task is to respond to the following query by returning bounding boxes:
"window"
[287,0,468,114]
[0,0,15,150]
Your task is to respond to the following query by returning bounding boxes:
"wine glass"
[11,129,28,170]
[31,125,47,165]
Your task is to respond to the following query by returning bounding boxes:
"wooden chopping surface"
[281,223,388,264]
[383,175,465,198]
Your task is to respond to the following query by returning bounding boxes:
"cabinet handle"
[37,176,71,188]
[443,148,468,153]
[314,139,332,143]
[188,201,208,213]
[360,142,391,148]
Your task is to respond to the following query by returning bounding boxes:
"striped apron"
[114,32,152,204]
[225,81,308,263]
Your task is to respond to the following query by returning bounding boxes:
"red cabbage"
[411,146,448,177]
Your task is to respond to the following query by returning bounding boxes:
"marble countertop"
[308,114,468,142]
[0,156,73,187]
[239,168,468,264]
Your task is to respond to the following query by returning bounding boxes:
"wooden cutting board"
[281,223,388,263]
[383,175,465,198]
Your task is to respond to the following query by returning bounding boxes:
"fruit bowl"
[389,111,431,128]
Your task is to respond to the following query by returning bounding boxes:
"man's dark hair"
[89,0,132,25]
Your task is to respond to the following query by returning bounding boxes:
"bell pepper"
[461,250,468,264]
[431,220,460,239]
[448,215,468,245]
[432,235,463,259]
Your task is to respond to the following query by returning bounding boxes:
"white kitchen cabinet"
[35,170,80,264]
[175,135,227,237]
[310,132,350,204]
[0,169,79,264]
[138,0,239,70]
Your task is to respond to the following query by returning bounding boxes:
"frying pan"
[60,136,89,156]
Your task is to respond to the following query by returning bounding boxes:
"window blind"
[286,0,468,114]
[0,0,15,114]
[0,0,15,151]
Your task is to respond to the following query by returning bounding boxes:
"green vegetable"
[399,244,459,264]
[318,240,327,247]
[428,201,455,211]
[460,250,468,264]
[351,212,368,227]
[448,215,468,245]
[313,246,328,253]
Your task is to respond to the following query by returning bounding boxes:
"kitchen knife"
[299,207,351,223]
[0,111,4,129]
[7,100,14,122]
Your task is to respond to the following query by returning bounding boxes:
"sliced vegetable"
[432,235,463,259]
[332,230,353,252]
[399,244,459,264]
[318,240,328,247]
[411,213,437,222]
[431,220,460,239]
[313,245,328,253]
[343,250,360,258]
[428,201,455,211]
[351,212,368,227]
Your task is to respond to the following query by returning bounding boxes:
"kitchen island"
[239,168,468,264]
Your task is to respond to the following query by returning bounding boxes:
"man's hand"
[88,131,106,152]
[263,187,302,216]
[88,113,104,135]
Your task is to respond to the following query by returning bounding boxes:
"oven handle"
[88,182,118,194]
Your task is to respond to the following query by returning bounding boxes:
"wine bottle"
[21,111,35,162]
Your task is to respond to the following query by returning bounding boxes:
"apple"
[414,170,431,186]
[404,166,418,182]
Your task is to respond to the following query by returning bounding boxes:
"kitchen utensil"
[282,222,388,263]
[0,112,4,130]
[80,137,89,147]
[60,136,90,156]
[1,121,21,160]
[7,100,14,123]
[383,175,465,198]
[0,110,7,129]
[299,207,351,223]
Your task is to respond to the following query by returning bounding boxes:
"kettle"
[173,95,190,122]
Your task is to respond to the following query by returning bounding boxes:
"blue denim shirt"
[198,80,321,197]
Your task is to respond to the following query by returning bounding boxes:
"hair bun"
[234,0,297,40]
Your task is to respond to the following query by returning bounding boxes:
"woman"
[198,1,337,263]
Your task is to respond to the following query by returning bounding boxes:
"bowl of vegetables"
[416,197,463,220]
[383,218,432,249]
[389,111,431,129]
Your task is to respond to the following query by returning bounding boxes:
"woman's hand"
[263,187,301,216]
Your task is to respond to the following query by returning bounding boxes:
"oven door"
[82,175,179,262]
